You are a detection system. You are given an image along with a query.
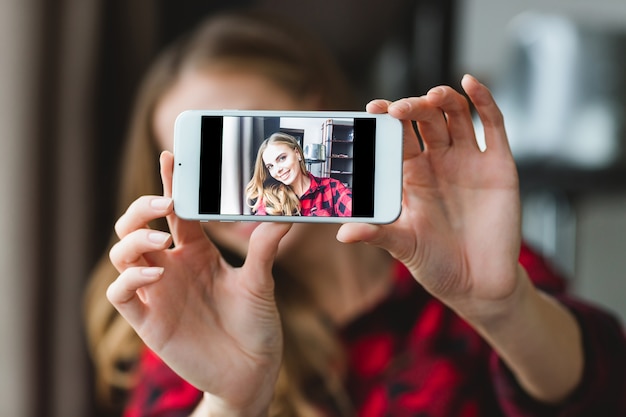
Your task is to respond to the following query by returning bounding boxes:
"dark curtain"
[32,2,159,416]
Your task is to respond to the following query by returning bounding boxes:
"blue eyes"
[266,155,287,171]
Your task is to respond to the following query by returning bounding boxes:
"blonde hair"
[84,9,356,415]
[246,133,308,216]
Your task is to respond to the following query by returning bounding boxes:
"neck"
[291,171,311,197]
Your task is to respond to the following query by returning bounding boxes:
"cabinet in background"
[322,119,354,189]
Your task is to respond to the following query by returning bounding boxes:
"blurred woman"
[85,9,625,417]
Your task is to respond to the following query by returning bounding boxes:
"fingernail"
[141,267,164,277]
[427,86,445,97]
[148,231,170,244]
[463,73,476,83]
[150,197,172,210]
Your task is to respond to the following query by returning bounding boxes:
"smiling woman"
[245,132,353,216]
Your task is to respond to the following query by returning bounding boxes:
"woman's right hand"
[107,151,291,416]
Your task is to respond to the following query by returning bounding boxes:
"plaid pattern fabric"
[122,243,626,417]
[254,173,352,217]
[299,173,352,217]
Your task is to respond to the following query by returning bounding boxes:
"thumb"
[244,222,293,290]
[338,223,411,264]
[336,223,387,245]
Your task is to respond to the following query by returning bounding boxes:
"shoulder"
[514,243,626,415]
[307,172,322,187]
[312,174,348,192]
[254,198,267,215]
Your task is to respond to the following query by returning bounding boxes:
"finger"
[387,97,451,151]
[160,151,210,246]
[109,229,172,272]
[425,84,481,151]
[369,98,424,158]
[399,119,423,159]
[244,222,292,293]
[106,266,164,325]
[461,74,510,153]
[366,99,393,114]
[160,150,175,199]
[337,223,416,266]
[114,195,174,239]
[336,222,384,244]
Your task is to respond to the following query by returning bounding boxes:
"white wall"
[280,117,326,145]
[454,0,626,81]
[454,0,626,322]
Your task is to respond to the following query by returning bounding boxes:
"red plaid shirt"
[122,243,626,417]
[255,173,352,217]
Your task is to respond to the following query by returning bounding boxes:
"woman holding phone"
[245,132,353,217]
[84,9,625,417]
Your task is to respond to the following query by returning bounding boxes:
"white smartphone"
[172,109,403,224]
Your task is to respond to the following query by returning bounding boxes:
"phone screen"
[198,115,376,218]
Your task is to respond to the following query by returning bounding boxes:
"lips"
[279,171,291,182]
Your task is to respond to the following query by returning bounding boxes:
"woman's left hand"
[339,75,587,404]
[338,74,522,321]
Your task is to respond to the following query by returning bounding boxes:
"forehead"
[153,69,304,151]
[262,143,292,163]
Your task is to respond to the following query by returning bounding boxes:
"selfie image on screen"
[199,115,375,217]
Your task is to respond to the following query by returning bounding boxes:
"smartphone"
[172,110,403,224]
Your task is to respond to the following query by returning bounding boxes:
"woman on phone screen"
[246,132,353,217]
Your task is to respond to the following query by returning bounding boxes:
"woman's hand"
[107,151,290,416]
[339,75,585,403]
[338,75,522,321]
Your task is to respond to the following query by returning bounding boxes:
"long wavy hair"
[246,133,308,216]
[83,9,356,416]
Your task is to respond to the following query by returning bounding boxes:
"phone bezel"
[172,109,403,224]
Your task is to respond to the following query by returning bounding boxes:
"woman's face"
[262,143,303,186]
[153,68,334,256]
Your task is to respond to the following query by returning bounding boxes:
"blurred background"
[1,0,625,415]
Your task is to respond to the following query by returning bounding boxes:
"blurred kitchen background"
[1,0,625,416]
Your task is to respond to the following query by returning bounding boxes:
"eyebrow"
[265,152,287,168]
